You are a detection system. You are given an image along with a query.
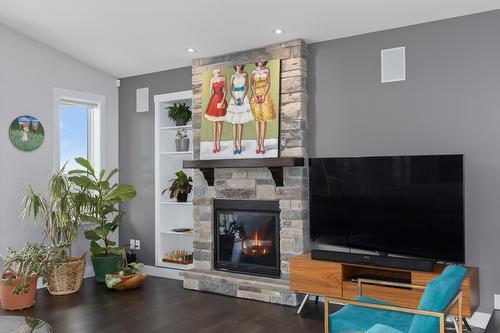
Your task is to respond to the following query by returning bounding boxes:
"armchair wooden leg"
[324,299,329,333]
[458,295,463,333]
[439,314,445,333]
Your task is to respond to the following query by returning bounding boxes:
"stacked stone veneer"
[183,40,309,306]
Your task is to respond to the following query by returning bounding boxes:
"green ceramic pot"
[91,255,123,283]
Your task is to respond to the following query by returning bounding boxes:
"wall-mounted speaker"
[136,87,149,113]
[381,46,406,83]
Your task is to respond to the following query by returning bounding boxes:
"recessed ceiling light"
[273,28,284,35]
[186,48,196,53]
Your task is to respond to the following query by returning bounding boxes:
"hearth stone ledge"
[182,269,300,306]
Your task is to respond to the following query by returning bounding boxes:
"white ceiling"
[1,0,499,78]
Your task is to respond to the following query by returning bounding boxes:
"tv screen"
[309,155,464,263]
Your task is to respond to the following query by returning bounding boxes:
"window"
[54,89,104,172]
[59,103,89,170]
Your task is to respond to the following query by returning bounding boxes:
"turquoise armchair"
[324,265,467,333]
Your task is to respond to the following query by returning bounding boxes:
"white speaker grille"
[381,46,406,83]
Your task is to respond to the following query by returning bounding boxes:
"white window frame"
[53,88,105,173]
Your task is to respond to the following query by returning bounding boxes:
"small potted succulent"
[167,102,192,126]
[162,170,192,202]
[105,261,147,291]
[0,243,66,310]
[175,129,190,152]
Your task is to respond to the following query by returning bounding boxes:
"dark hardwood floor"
[0,277,485,332]
[0,277,324,332]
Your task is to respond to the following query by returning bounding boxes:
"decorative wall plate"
[9,115,45,151]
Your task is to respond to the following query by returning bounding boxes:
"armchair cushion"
[329,296,414,333]
[366,324,404,333]
[408,265,467,333]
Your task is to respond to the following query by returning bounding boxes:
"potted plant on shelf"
[20,164,88,295]
[175,129,190,152]
[167,102,192,126]
[105,261,147,291]
[69,157,137,283]
[0,243,66,310]
[162,170,192,202]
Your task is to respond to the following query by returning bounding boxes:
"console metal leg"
[297,294,310,314]
[315,296,319,305]
[463,318,472,332]
[450,316,459,333]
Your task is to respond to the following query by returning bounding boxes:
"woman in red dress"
[204,68,228,154]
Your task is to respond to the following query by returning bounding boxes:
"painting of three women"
[200,59,280,159]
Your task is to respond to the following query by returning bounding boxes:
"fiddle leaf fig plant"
[69,157,136,257]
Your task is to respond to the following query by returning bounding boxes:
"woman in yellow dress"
[250,60,277,155]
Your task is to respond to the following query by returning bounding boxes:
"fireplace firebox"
[214,200,280,278]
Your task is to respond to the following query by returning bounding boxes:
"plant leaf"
[90,241,105,255]
[104,184,137,203]
[105,168,119,182]
[84,229,101,241]
[75,157,95,174]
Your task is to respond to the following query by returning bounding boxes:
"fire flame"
[242,231,272,256]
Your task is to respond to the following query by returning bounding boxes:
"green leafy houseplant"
[105,262,144,289]
[20,163,89,295]
[167,102,192,126]
[1,243,66,294]
[0,243,66,310]
[21,163,87,257]
[162,170,192,202]
[68,157,137,282]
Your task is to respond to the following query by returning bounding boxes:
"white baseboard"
[143,265,184,281]
[468,311,491,329]
[84,266,95,278]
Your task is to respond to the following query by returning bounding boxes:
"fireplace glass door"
[214,200,280,278]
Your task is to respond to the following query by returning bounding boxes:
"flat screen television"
[309,154,464,263]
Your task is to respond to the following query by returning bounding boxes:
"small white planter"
[175,138,190,152]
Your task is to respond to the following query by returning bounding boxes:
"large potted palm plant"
[21,164,88,295]
[69,158,136,283]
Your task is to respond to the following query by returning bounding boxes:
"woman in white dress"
[226,65,253,154]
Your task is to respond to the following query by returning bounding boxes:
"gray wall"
[308,10,500,312]
[0,23,119,261]
[118,67,192,265]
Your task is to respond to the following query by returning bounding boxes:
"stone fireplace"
[183,39,309,306]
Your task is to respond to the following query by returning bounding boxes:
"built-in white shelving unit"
[154,90,194,272]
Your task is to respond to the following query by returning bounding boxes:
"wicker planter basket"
[47,253,86,296]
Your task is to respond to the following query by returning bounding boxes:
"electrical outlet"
[135,240,140,250]
[495,294,500,310]
[129,239,135,249]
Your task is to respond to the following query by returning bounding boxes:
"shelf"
[183,157,305,186]
[160,125,192,131]
[160,151,193,156]
[157,261,193,270]
[160,201,193,206]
